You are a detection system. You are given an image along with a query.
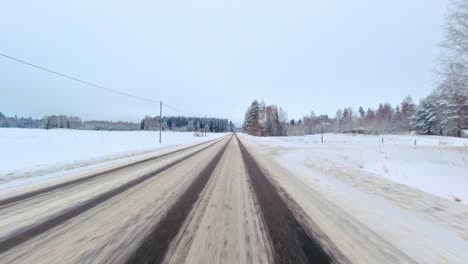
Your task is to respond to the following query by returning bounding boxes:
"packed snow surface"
[241,133,468,263]
[0,128,226,184]
[242,133,468,203]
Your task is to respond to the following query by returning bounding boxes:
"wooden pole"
[159,101,162,144]
[321,123,324,143]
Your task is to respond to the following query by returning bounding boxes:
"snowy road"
[0,135,335,264]
[0,133,466,263]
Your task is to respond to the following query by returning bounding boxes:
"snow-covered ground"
[240,133,468,263]
[0,128,227,185]
[242,133,468,203]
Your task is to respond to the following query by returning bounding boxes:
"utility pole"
[159,101,162,144]
[204,116,207,137]
[321,122,324,143]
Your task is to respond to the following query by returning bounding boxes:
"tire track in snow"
[125,136,232,263]
[237,135,334,264]
[0,136,226,209]
[0,136,229,255]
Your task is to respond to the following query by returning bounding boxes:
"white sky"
[0,0,447,125]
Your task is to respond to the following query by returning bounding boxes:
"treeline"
[243,100,287,136]
[0,113,42,128]
[0,113,232,132]
[331,96,416,134]
[141,116,233,132]
[242,98,414,136]
[243,92,465,137]
[243,0,467,138]
[0,113,141,131]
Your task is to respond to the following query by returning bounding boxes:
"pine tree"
[272,105,283,136]
[244,100,262,136]
[393,106,403,132]
[358,106,365,128]
[411,97,437,135]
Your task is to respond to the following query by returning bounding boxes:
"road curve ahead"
[0,134,342,264]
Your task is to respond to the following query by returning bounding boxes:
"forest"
[0,113,232,133]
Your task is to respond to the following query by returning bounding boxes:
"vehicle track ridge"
[237,135,333,264]
[0,136,229,255]
[0,136,227,208]
[125,135,232,264]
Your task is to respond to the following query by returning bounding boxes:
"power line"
[0,53,160,104]
[0,52,212,120]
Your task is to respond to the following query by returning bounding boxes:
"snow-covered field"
[242,133,468,203]
[0,128,226,185]
[240,133,468,263]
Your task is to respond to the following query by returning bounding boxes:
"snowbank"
[241,133,468,203]
[0,128,227,183]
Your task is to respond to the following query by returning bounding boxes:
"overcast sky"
[1,0,447,125]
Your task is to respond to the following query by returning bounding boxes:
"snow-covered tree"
[303,111,319,134]
[243,100,262,136]
[411,96,438,135]
[433,0,468,136]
